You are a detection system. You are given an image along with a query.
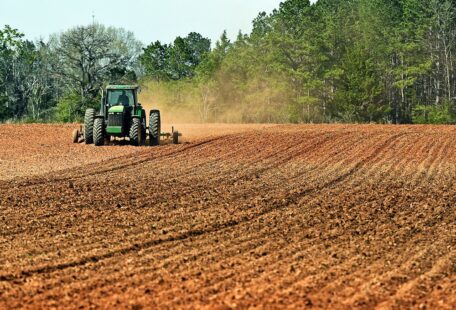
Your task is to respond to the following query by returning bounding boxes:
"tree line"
[0,23,142,122]
[1,0,456,124]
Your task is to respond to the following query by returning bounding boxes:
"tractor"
[72,85,181,146]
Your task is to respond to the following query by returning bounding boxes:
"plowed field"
[0,124,455,309]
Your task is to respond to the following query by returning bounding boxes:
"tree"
[0,25,25,120]
[141,32,211,81]
[48,23,142,113]
[140,41,171,81]
[192,31,232,122]
[0,25,55,121]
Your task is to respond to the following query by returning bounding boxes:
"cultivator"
[72,125,182,145]
[72,85,182,146]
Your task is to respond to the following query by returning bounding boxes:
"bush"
[54,92,100,123]
[412,103,456,124]
[54,92,81,123]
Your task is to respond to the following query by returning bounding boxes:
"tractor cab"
[101,85,144,137]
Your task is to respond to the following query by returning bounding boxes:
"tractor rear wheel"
[129,118,142,146]
[94,118,105,146]
[149,110,161,146]
[84,108,95,144]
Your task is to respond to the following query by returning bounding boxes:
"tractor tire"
[84,108,95,144]
[149,110,161,146]
[129,118,142,146]
[94,118,105,146]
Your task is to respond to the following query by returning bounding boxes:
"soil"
[0,123,455,309]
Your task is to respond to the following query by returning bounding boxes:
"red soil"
[0,123,455,309]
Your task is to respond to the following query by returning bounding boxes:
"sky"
[0,0,289,45]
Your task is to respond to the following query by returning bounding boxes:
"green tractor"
[72,85,180,146]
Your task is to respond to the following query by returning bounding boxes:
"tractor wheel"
[84,108,95,144]
[94,118,105,146]
[149,110,161,146]
[129,118,142,146]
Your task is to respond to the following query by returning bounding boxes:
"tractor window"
[107,90,135,107]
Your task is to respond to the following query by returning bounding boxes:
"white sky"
[0,0,292,45]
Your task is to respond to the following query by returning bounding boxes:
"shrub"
[413,103,456,124]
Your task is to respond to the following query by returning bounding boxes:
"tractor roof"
[106,85,140,90]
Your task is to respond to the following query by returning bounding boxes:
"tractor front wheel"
[84,108,95,144]
[94,118,105,146]
[129,118,142,146]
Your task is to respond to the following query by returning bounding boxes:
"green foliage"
[196,31,231,81]
[54,93,82,123]
[0,25,24,52]
[47,23,142,120]
[109,67,138,85]
[155,0,455,124]
[0,96,12,121]
[413,103,456,124]
[140,32,211,81]
[140,41,171,81]
[3,0,456,124]
[54,92,99,123]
